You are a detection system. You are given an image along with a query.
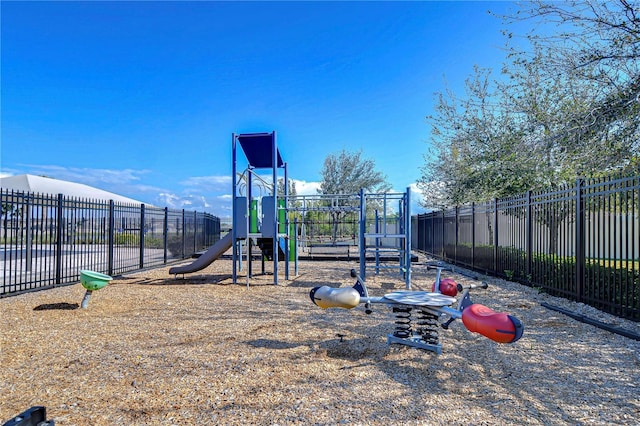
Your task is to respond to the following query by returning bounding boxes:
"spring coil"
[392,306,412,338]
[416,309,439,345]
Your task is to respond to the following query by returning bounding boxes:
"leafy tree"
[319,149,390,195]
[318,149,390,244]
[418,67,537,208]
[500,0,640,175]
[277,177,303,224]
[1,202,23,243]
[276,177,297,198]
[420,0,640,212]
[419,0,640,253]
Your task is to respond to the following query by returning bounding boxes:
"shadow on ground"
[112,274,234,286]
[33,302,79,311]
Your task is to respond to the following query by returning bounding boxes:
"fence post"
[140,204,145,269]
[430,214,434,255]
[471,202,476,270]
[454,206,459,264]
[163,207,168,264]
[108,200,114,276]
[493,198,498,274]
[526,191,533,279]
[193,210,198,254]
[441,210,445,259]
[181,209,186,259]
[25,195,32,272]
[55,193,64,285]
[575,178,586,302]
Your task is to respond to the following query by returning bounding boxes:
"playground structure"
[169,131,289,280]
[288,189,413,287]
[3,406,54,426]
[230,131,290,285]
[288,193,361,260]
[172,131,414,288]
[309,262,524,354]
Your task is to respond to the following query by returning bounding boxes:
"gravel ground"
[1,253,639,425]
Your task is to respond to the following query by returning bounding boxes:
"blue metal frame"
[358,187,412,289]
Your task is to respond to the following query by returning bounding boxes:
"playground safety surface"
[2,253,639,425]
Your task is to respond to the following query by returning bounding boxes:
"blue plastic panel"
[234,196,248,238]
[237,133,284,169]
[261,196,275,237]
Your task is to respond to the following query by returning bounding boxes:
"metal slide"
[169,232,233,275]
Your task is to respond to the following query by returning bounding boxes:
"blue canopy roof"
[237,132,284,169]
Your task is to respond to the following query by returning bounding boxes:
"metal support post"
[272,130,279,285]
[231,132,237,284]
[405,187,411,289]
[359,188,366,281]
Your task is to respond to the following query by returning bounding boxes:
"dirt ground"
[1,253,639,425]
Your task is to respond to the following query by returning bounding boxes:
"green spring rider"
[79,270,113,308]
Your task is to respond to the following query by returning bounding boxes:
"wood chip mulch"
[2,253,639,425]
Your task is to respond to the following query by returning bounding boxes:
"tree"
[420,0,640,212]
[318,149,391,244]
[276,177,297,198]
[499,0,640,174]
[1,202,23,243]
[319,149,390,195]
[419,0,640,254]
[277,177,303,225]
[418,67,537,208]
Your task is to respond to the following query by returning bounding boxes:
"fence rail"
[412,174,640,321]
[1,189,220,297]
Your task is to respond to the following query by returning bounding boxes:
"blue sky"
[1,1,522,218]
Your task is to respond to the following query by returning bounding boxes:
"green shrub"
[114,233,139,246]
[144,236,164,249]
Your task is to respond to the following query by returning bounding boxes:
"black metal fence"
[412,174,640,321]
[1,189,221,297]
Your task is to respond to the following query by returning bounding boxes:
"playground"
[2,253,639,425]
[2,131,639,425]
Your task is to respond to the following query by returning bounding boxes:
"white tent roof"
[0,174,148,205]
